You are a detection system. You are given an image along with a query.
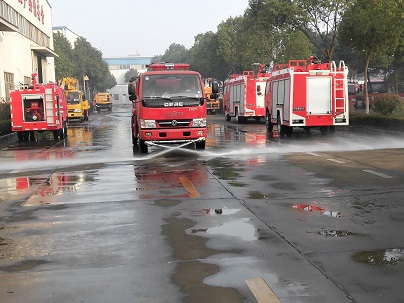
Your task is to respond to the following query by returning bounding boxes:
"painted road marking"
[307,152,321,156]
[327,158,346,164]
[245,278,281,303]
[363,169,394,179]
[178,176,200,198]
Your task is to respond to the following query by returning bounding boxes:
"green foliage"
[0,103,11,136]
[124,68,138,83]
[53,35,116,93]
[373,94,403,115]
[350,111,404,131]
[159,44,189,63]
[189,32,230,80]
[53,32,75,80]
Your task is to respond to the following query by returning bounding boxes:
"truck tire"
[53,130,59,140]
[236,109,244,124]
[265,112,273,132]
[138,136,148,154]
[277,113,286,138]
[195,140,205,150]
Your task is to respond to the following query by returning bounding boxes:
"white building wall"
[0,0,55,102]
[53,26,80,48]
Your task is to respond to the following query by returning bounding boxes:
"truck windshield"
[348,84,356,95]
[67,91,80,104]
[142,74,202,99]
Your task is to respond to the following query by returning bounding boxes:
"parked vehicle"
[10,74,68,141]
[94,92,112,111]
[59,77,90,122]
[264,57,349,137]
[223,64,271,123]
[128,63,218,153]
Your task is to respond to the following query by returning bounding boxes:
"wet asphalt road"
[0,105,404,303]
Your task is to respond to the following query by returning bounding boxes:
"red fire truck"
[128,63,218,153]
[223,64,271,123]
[10,74,68,141]
[264,57,349,137]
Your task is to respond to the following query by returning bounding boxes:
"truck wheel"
[29,131,35,142]
[236,110,244,124]
[265,112,273,132]
[277,114,285,138]
[53,130,59,140]
[286,126,293,138]
[195,140,205,150]
[138,136,148,154]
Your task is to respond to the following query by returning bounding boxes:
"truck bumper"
[68,113,83,119]
[140,128,206,144]
[96,103,112,109]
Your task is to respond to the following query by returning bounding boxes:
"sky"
[50,0,249,58]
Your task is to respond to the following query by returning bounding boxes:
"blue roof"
[103,57,153,65]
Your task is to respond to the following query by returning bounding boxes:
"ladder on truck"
[331,61,348,115]
[45,87,55,123]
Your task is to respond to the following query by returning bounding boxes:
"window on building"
[114,94,119,101]
[4,72,14,103]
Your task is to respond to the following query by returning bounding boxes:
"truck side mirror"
[211,82,219,94]
[128,81,136,95]
[129,95,137,102]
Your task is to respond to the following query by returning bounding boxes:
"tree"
[124,68,138,83]
[53,32,75,81]
[159,43,189,63]
[73,37,116,93]
[252,0,349,62]
[189,31,230,81]
[339,0,404,113]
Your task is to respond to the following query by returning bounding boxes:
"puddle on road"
[204,255,308,298]
[162,217,243,303]
[191,207,241,216]
[353,249,404,265]
[205,218,257,241]
[207,158,244,181]
[292,203,341,217]
[247,190,274,200]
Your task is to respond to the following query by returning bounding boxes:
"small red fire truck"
[223,64,271,123]
[10,74,68,141]
[264,57,349,137]
[128,63,218,153]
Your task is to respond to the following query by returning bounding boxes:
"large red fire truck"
[223,64,271,123]
[128,63,218,153]
[264,57,349,137]
[10,74,68,141]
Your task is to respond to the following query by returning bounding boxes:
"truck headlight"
[140,119,156,129]
[193,118,206,127]
[74,109,82,113]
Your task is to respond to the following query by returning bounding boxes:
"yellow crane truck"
[60,77,90,122]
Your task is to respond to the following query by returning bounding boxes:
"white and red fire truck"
[10,74,68,141]
[223,64,271,123]
[264,57,349,137]
[128,63,218,153]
